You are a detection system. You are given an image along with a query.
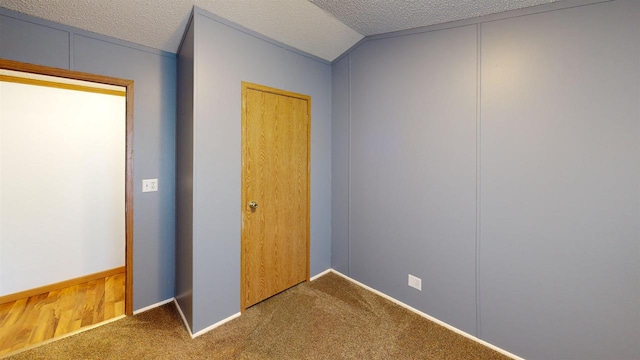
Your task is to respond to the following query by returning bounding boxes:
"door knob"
[249,201,258,209]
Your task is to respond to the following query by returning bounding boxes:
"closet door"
[241,82,310,311]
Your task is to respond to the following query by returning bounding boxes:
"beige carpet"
[5,273,511,360]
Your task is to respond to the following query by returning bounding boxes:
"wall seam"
[475,22,482,339]
[68,31,74,70]
[191,15,198,333]
[347,52,352,277]
[0,8,175,58]
[637,8,640,351]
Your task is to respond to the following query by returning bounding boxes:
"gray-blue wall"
[352,23,479,334]
[176,15,195,329]
[4,1,639,358]
[331,54,350,275]
[176,8,332,333]
[332,0,640,359]
[480,1,639,358]
[0,9,177,312]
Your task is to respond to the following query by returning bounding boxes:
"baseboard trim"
[173,298,193,337]
[310,268,332,281]
[172,298,241,339]
[0,266,126,305]
[327,269,525,360]
[191,312,241,338]
[172,270,330,340]
[133,298,175,315]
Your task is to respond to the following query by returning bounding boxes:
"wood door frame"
[240,81,311,312]
[0,58,135,316]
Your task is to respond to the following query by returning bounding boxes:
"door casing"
[0,58,134,315]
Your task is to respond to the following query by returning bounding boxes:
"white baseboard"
[180,268,331,338]
[172,269,330,339]
[191,312,241,338]
[173,298,241,339]
[170,267,519,358]
[173,298,194,337]
[326,269,525,360]
[310,268,332,281]
[133,297,175,315]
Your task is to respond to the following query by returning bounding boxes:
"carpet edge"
[326,269,526,360]
[0,315,126,359]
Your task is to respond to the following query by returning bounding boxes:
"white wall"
[0,71,126,295]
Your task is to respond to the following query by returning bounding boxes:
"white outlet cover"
[142,178,158,192]
[408,274,422,291]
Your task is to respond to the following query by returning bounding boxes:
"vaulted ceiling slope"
[310,0,559,36]
[2,0,560,62]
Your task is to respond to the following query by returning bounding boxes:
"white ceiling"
[1,0,560,62]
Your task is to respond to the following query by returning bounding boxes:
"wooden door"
[241,82,310,311]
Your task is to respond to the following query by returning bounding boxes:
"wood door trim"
[240,82,311,312]
[0,58,135,316]
[0,74,127,97]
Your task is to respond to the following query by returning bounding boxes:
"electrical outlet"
[408,274,422,291]
[142,179,158,192]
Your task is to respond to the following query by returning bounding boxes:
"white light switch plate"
[142,179,158,192]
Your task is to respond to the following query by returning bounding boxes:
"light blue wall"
[332,1,640,359]
[0,9,177,311]
[0,14,69,69]
[350,25,479,335]
[175,16,195,329]
[479,1,640,359]
[185,8,332,333]
[5,1,638,358]
[331,54,350,275]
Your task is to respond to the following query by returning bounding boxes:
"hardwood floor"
[0,273,125,356]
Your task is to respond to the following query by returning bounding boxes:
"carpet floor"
[5,273,511,360]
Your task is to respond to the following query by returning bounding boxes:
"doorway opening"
[0,58,134,354]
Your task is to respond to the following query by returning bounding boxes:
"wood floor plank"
[30,301,57,343]
[10,295,45,348]
[0,300,28,353]
[104,276,116,319]
[54,309,73,338]
[0,271,125,355]
[57,285,77,314]
[115,300,125,317]
[94,278,106,324]
[1,298,27,328]
[67,282,89,333]
[81,280,98,327]
[0,302,14,325]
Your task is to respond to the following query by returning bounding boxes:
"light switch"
[142,179,158,192]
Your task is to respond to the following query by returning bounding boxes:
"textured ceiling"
[0,0,363,62]
[310,0,560,36]
[1,0,561,62]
